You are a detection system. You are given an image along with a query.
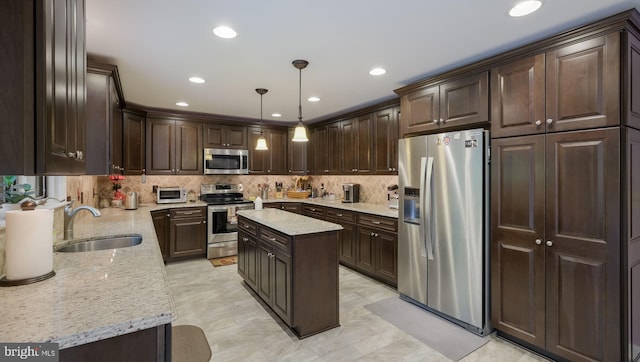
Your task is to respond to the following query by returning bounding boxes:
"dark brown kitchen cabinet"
[238,218,258,290]
[86,61,124,175]
[491,33,620,138]
[169,207,207,260]
[287,128,308,174]
[310,123,341,174]
[203,123,247,149]
[151,210,169,261]
[1,0,86,175]
[491,128,622,362]
[238,213,339,339]
[399,72,488,137]
[267,202,302,214]
[341,115,373,174]
[301,204,325,219]
[248,127,287,174]
[356,214,398,286]
[146,117,202,175]
[373,106,399,174]
[325,208,357,268]
[122,110,146,175]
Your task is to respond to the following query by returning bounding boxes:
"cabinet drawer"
[357,214,397,232]
[302,205,325,219]
[170,207,206,219]
[259,227,291,254]
[325,208,355,223]
[238,218,258,237]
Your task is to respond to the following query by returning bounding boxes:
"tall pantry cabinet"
[490,16,640,362]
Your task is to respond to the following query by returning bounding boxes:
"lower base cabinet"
[59,324,170,362]
[238,215,339,338]
[151,207,207,262]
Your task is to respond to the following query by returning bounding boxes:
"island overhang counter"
[236,208,343,339]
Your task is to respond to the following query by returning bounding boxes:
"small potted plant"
[3,176,35,211]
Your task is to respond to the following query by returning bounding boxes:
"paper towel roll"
[5,209,54,281]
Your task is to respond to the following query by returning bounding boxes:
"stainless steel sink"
[55,234,142,252]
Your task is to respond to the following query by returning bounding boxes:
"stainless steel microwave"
[203,148,249,175]
[157,187,187,204]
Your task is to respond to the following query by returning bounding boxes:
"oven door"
[207,203,253,258]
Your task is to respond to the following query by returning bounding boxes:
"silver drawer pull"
[337,213,343,217]
[243,237,249,241]
[372,221,381,225]
[182,212,193,215]
[269,237,276,242]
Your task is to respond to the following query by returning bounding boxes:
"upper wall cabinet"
[86,61,124,175]
[399,72,488,137]
[287,128,308,174]
[1,0,87,175]
[373,106,400,174]
[248,127,287,175]
[203,124,247,149]
[122,110,146,175]
[146,117,202,175]
[341,115,373,174]
[491,33,620,138]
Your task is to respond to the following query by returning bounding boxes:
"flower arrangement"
[109,174,126,200]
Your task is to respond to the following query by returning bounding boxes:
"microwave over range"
[203,148,249,175]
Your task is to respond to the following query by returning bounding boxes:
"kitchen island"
[0,202,204,360]
[237,208,342,338]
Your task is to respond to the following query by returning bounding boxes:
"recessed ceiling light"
[189,77,205,84]
[176,102,189,107]
[213,26,237,39]
[272,113,282,117]
[308,96,320,102]
[509,0,542,17]
[369,67,386,76]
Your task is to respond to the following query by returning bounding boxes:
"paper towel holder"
[0,204,56,287]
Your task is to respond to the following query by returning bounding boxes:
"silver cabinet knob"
[546,118,553,125]
[433,119,439,125]
[242,237,248,242]
[440,118,445,124]
[535,120,542,127]
[546,240,553,247]
[535,239,542,245]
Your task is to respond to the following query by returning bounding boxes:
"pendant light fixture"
[291,59,309,142]
[255,88,269,150]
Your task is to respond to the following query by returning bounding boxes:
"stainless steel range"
[200,184,254,259]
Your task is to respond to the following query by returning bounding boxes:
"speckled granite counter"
[238,208,343,235]
[262,198,399,219]
[0,201,205,349]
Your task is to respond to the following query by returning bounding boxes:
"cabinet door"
[146,118,175,175]
[151,210,169,261]
[374,107,399,174]
[272,249,292,325]
[246,236,258,290]
[439,71,489,128]
[544,128,620,361]
[267,128,287,174]
[110,78,123,173]
[400,85,440,136]
[327,122,342,174]
[341,118,357,173]
[175,120,202,175]
[626,34,640,130]
[226,126,248,149]
[310,126,327,174]
[122,111,145,175]
[281,203,301,214]
[202,124,225,148]
[37,0,86,174]
[355,114,373,174]
[375,230,397,285]
[338,222,357,267]
[258,243,273,301]
[546,33,620,133]
[248,127,267,174]
[238,232,248,278]
[85,67,111,175]
[169,217,206,259]
[356,226,376,274]
[491,54,545,138]
[490,135,546,348]
[288,128,307,174]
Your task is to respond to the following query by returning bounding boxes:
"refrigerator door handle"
[418,157,427,258]
[423,156,434,260]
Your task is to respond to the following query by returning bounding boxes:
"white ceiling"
[86,0,640,125]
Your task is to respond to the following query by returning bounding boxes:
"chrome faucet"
[64,201,102,240]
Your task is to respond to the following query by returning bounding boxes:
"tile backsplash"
[97,174,399,205]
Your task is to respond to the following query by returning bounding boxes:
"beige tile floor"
[165,259,549,361]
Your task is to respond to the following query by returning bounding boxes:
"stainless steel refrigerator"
[398,128,490,336]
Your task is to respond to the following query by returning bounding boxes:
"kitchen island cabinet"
[237,209,342,338]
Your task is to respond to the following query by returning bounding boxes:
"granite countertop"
[0,201,205,349]
[261,198,399,219]
[238,208,343,236]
